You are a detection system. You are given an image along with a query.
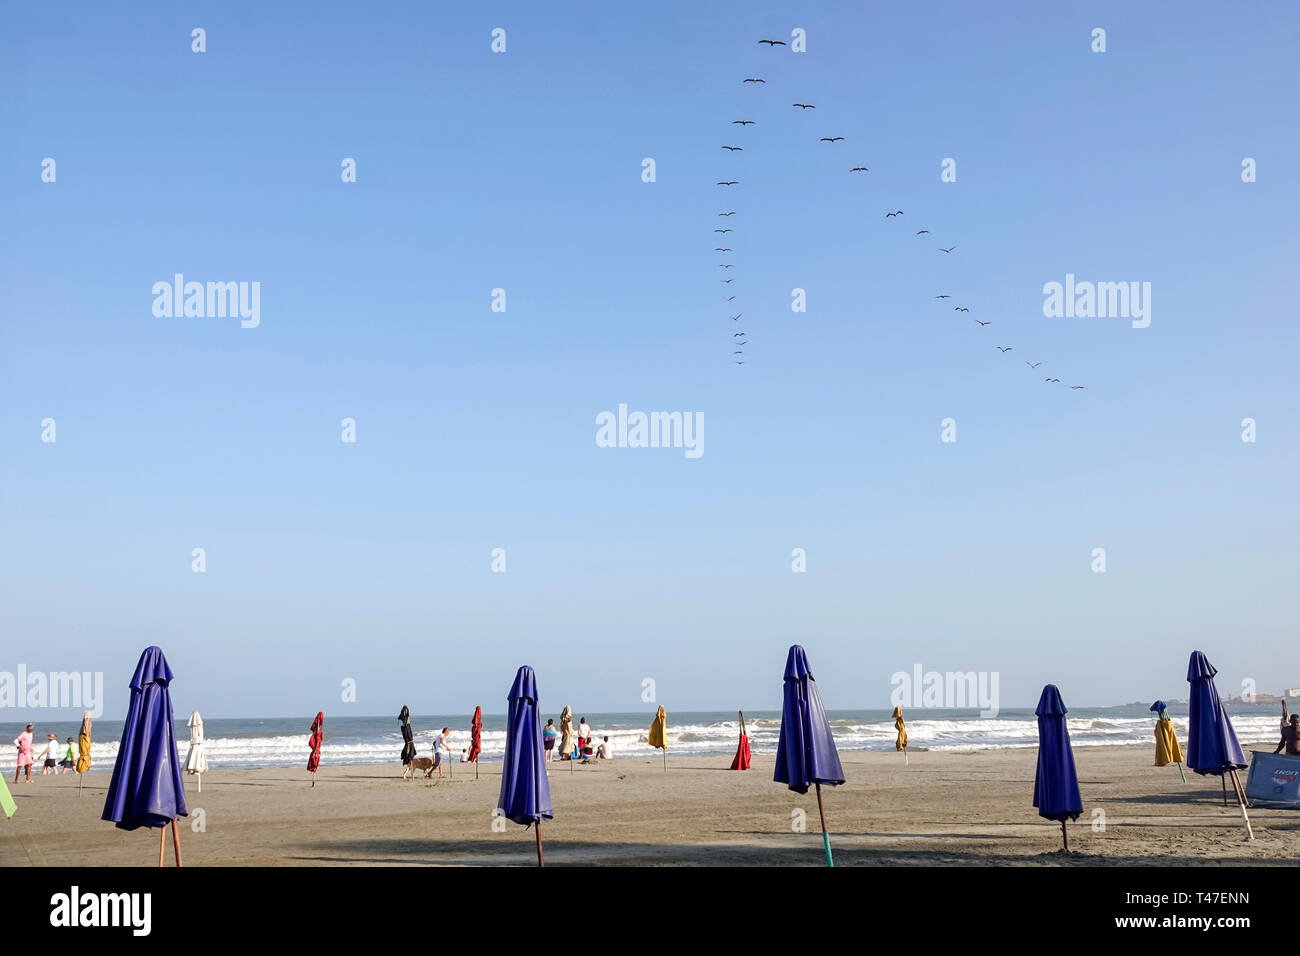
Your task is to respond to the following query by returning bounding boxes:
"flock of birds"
[711,40,1087,391]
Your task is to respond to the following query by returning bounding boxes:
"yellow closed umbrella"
[560,706,575,775]
[1151,701,1186,783]
[75,711,92,796]
[892,706,909,764]
[648,705,667,771]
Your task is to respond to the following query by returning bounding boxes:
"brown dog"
[404,757,435,780]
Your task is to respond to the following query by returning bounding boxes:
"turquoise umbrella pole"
[815,783,833,867]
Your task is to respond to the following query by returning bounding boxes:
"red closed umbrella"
[730,710,752,770]
[468,706,483,779]
[307,712,324,786]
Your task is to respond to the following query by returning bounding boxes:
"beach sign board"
[1244,751,1300,809]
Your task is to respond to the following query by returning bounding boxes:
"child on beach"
[37,734,58,775]
[59,738,76,774]
[13,725,33,783]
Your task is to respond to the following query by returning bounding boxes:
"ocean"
[4,701,1287,772]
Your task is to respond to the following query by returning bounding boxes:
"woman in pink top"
[13,723,34,783]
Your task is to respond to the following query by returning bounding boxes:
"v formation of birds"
[713,39,1085,390]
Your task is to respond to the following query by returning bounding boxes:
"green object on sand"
[0,775,16,819]
[822,830,833,867]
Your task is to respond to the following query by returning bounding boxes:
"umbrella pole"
[77,773,83,796]
[158,825,165,867]
[172,819,183,867]
[1229,770,1254,841]
[1060,820,1069,852]
[904,746,909,766]
[535,820,545,867]
[197,773,202,794]
[663,749,666,773]
[1176,762,1186,784]
[815,783,833,868]
[1221,774,1227,806]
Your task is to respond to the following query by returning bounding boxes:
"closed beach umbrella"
[1033,684,1083,851]
[1150,700,1187,783]
[469,706,483,780]
[775,645,844,866]
[185,711,208,793]
[648,705,668,771]
[307,712,324,786]
[101,646,187,866]
[893,706,909,764]
[75,711,92,796]
[398,706,415,768]
[559,706,575,758]
[730,710,751,771]
[1186,651,1252,839]
[497,666,552,866]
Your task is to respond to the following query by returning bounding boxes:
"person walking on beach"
[37,734,58,775]
[436,727,452,778]
[59,738,76,774]
[543,719,558,761]
[13,724,33,783]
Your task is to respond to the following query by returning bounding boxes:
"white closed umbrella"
[185,710,208,792]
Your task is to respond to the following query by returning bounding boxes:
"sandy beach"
[3,744,1295,866]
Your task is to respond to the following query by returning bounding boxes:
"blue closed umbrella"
[774,645,844,866]
[1185,651,1253,839]
[102,646,187,865]
[497,665,552,866]
[1033,684,1082,850]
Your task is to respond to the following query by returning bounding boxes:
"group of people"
[542,713,612,763]
[12,724,77,782]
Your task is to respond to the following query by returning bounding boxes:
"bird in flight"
[732,120,755,126]
[719,263,733,268]
[717,181,739,186]
[915,229,930,236]
[733,350,744,355]
[733,332,746,337]
[715,248,732,252]
[718,211,736,216]
[721,145,743,152]
[850,166,869,172]
[725,296,736,301]
[721,279,734,284]
[734,361,745,365]
[1026,362,1041,369]
[759,39,787,46]
[997,346,1013,353]
[743,78,766,84]
[975,320,991,326]
[939,246,955,253]
[954,306,970,312]
[1070,385,1087,390]
[934,294,951,299]
[793,103,816,109]
[885,210,904,217]
[730,313,742,320]
[1045,378,1060,383]
[715,228,733,234]
[820,136,845,143]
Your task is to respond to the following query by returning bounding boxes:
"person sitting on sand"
[59,738,76,774]
[595,736,612,759]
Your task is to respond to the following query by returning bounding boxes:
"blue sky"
[2,1,1298,719]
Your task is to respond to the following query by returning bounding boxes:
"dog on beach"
[404,757,435,780]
